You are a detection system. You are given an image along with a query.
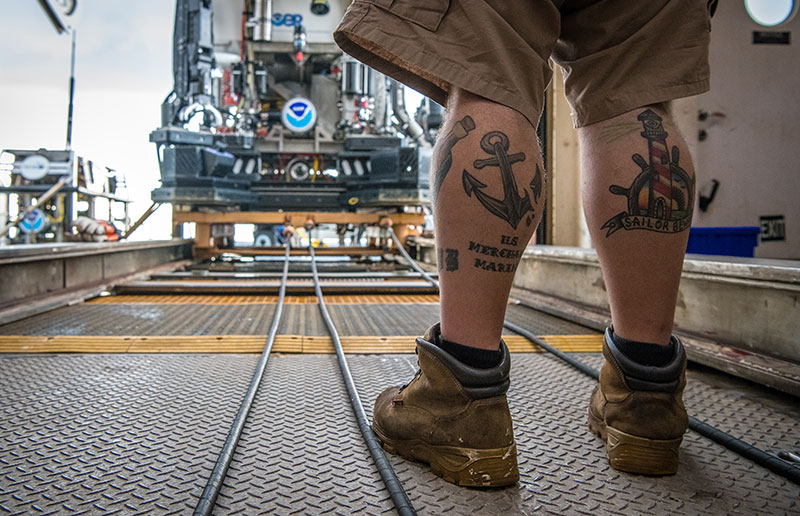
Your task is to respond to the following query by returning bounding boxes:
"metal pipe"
[388,228,800,487]
[264,0,272,42]
[252,0,263,40]
[66,29,76,150]
[122,202,161,240]
[193,244,291,516]
[372,71,389,132]
[342,56,365,96]
[252,0,272,42]
[307,244,418,516]
[390,80,428,146]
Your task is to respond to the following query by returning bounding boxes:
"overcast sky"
[0,1,429,242]
[0,1,176,238]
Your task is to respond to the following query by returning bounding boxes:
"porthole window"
[745,0,798,26]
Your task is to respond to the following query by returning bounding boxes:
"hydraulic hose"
[307,244,417,516]
[389,228,800,486]
[194,244,291,516]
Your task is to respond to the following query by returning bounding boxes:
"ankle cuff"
[418,323,510,399]
[604,328,685,393]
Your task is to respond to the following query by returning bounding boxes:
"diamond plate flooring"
[0,354,256,516]
[349,353,800,515]
[0,305,278,337]
[214,355,393,515]
[3,352,797,516]
[0,302,588,338]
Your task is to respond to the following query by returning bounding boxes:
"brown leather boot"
[372,323,519,487]
[589,328,688,475]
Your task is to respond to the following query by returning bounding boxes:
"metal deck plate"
[0,354,255,515]
[0,302,591,338]
[3,353,797,515]
[0,305,279,337]
[348,353,800,516]
[214,354,393,515]
[578,355,800,467]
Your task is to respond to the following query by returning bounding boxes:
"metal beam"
[210,246,387,257]
[122,202,162,240]
[149,271,437,280]
[173,210,424,226]
[114,280,439,295]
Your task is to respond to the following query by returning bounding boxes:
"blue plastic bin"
[686,226,760,257]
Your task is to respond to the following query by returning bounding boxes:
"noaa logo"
[19,209,46,234]
[281,98,317,133]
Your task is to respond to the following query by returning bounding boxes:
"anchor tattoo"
[462,131,534,229]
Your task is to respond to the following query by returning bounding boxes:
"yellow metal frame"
[172,209,425,256]
[0,334,602,354]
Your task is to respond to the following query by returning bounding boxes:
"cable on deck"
[390,228,800,486]
[307,244,418,516]
[193,244,292,516]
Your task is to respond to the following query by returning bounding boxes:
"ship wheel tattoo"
[462,131,540,229]
[601,109,694,237]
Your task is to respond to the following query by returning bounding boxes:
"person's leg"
[580,104,694,347]
[581,104,693,475]
[434,88,546,351]
[370,88,544,487]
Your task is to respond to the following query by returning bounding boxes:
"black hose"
[390,229,800,487]
[193,244,292,516]
[688,416,800,485]
[307,244,417,516]
[501,320,601,380]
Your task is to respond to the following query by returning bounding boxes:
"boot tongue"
[422,322,442,343]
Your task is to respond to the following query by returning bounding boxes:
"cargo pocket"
[373,0,451,31]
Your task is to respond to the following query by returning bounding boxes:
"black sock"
[435,335,503,369]
[611,330,675,367]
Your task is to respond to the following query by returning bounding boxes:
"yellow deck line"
[0,334,601,354]
[87,295,441,305]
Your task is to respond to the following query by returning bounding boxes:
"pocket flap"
[375,0,451,32]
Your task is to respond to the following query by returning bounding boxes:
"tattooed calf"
[602,109,694,237]
[462,131,533,229]
[468,241,522,260]
[465,234,524,274]
[432,116,476,202]
[438,248,459,272]
[473,259,517,273]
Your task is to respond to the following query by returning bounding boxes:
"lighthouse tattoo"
[601,109,694,237]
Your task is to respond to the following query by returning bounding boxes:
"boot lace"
[398,369,422,393]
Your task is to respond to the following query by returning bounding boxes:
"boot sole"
[588,409,681,475]
[372,424,519,487]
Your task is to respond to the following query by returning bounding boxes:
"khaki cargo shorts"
[334,0,712,127]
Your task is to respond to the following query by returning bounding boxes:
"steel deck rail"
[193,245,292,516]
[389,228,800,487]
[308,244,418,516]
